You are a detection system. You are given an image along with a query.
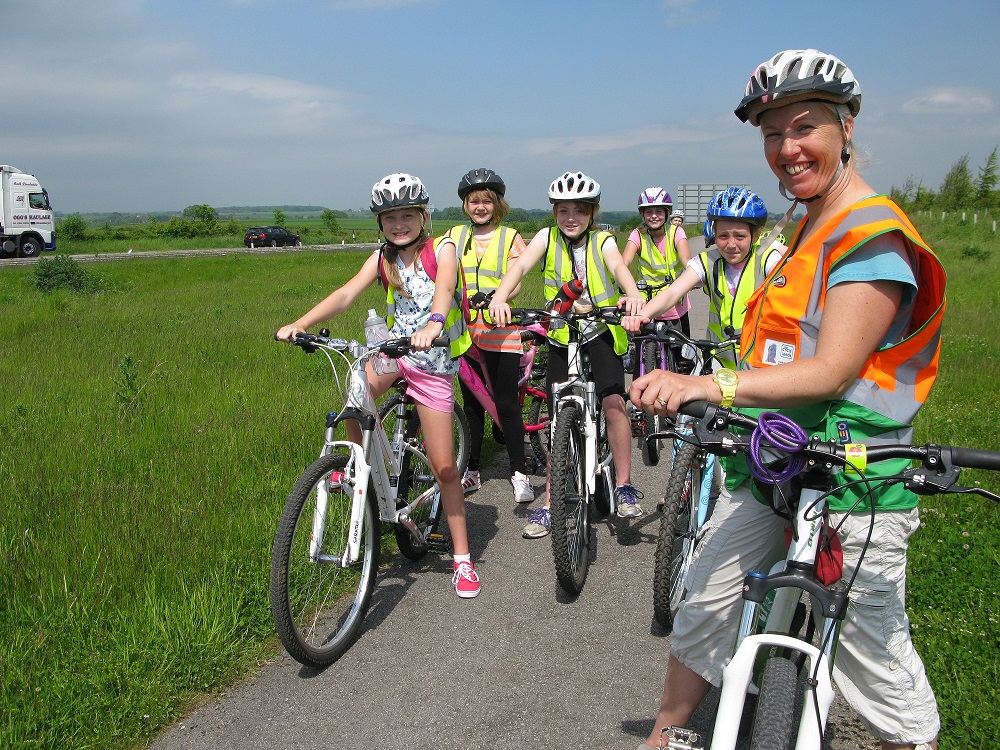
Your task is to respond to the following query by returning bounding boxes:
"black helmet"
[458,168,506,200]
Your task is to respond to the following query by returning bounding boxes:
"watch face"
[715,369,738,386]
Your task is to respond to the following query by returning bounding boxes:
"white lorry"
[1,165,56,258]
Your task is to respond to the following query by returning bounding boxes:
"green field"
[1,216,998,749]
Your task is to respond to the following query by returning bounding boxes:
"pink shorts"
[396,357,455,413]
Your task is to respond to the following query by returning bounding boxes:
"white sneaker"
[511,471,534,503]
[461,470,481,494]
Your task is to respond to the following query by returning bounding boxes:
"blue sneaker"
[615,483,644,518]
[522,506,551,538]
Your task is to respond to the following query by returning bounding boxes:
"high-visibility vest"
[542,227,628,355]
[382,236,472,358]
[735,195,947,511]
[448,223,517,325]
[695,245,780,368]
[637,224,683,283]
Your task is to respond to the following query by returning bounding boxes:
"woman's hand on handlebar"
[275,323,305,342]
[629,369,717,417]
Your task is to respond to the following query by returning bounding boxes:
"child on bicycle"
[623,186,784,369]
[275,173,481,599]
[448,168,534,504]
[621,187,693,339]
[488,171,646,537]
[669,209,685,228]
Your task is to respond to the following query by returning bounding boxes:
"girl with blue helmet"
[624,186,783,368]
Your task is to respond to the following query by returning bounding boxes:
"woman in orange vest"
[630,50,946,750]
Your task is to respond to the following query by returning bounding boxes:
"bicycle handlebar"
[288,332,449,355]
[633,321,740,352]
[675,401,1000,497]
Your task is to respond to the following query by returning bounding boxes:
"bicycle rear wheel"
[550,404,590,594]
[270,450,380,668]
[393,439,442,561]
[652,441,704,630]
[526,393,550,465]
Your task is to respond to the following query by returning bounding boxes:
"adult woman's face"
[759,101,852,201]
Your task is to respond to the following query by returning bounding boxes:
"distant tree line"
[891,146,999,213]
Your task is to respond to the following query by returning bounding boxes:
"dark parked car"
[244,225,301,248]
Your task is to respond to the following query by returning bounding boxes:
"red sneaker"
[452,560,481,598]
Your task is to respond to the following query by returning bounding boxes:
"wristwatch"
[428,313,447,326]
[713,369,739,408]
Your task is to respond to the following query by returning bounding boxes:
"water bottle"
[363,309,397,375]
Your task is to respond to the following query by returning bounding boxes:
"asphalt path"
[148,236,872,750]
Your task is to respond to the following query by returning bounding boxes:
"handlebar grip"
[678,401,712,419]
[950,446,1000,471]
[431,336,449,348]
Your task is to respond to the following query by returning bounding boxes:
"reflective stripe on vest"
[741,195,946,427]
[385,237,472,358]
[637,224,682,282]
[448,224,516,324]
[696,246,775,367]
[542,228,628,354]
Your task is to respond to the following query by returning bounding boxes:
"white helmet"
[735,49,861,126]
[370,173,429,214]
[548,171,601,205]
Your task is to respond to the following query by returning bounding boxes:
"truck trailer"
[1,165,56,258]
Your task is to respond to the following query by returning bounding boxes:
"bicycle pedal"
[426,533,451,554]
[659,726,703,750]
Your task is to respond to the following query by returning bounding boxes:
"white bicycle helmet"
[637,187,672,210]
[548,171,601,205]
[370,173,430,214]
[670,209,685,221]
[735,49,861,126]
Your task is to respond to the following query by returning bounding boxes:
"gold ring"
[655,398,667,408]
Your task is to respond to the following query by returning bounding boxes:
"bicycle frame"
[311,338,440,567]
[457,324,549,436]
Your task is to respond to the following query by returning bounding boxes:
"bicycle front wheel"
[270,450,380,668]
[379,392,470,475]
[652,441,704,630]
[749,655,800,750]
[550,404,590,594]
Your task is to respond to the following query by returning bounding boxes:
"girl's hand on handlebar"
[617,295,645,316]
[622,314,650,334]
[410,322,443,351]
[275,324,304,342]
[629,369,716,417]
[489,300,512,328]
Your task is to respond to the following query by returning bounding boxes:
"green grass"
[1,216,999,748]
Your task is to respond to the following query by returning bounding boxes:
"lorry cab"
[1,165,56,258]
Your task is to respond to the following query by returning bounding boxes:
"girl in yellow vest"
[631,50,946,750]
[623,186,783,369]
[621,187,693,339]
[488,171,646,538]
[275,173,481,599]
[447,168,534,504]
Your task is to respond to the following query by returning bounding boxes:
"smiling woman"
[634,49,948,750]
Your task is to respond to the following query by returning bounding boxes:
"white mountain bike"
[656,401,1000,750]
[269,331,463,668]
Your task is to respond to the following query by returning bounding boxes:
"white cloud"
[902,88,993,115]
[661,0,719,28]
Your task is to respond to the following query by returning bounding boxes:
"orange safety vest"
[737,195,947,510]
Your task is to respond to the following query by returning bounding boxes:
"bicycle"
[643,327,740,631]
[628,278,690,467]
[509,294,624,594]
[655,401,1000,750]
[460,289,551,468]
[269,331,460,668]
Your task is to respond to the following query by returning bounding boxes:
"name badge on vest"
[762,338,796,365]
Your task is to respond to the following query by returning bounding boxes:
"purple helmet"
[637,187,672,211]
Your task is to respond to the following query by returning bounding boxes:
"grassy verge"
[1,217,998,748]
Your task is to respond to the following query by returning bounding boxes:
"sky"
[5,0,1000,217]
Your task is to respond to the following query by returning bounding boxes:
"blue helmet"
[706,187,768,227]
[702,218,715,247]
